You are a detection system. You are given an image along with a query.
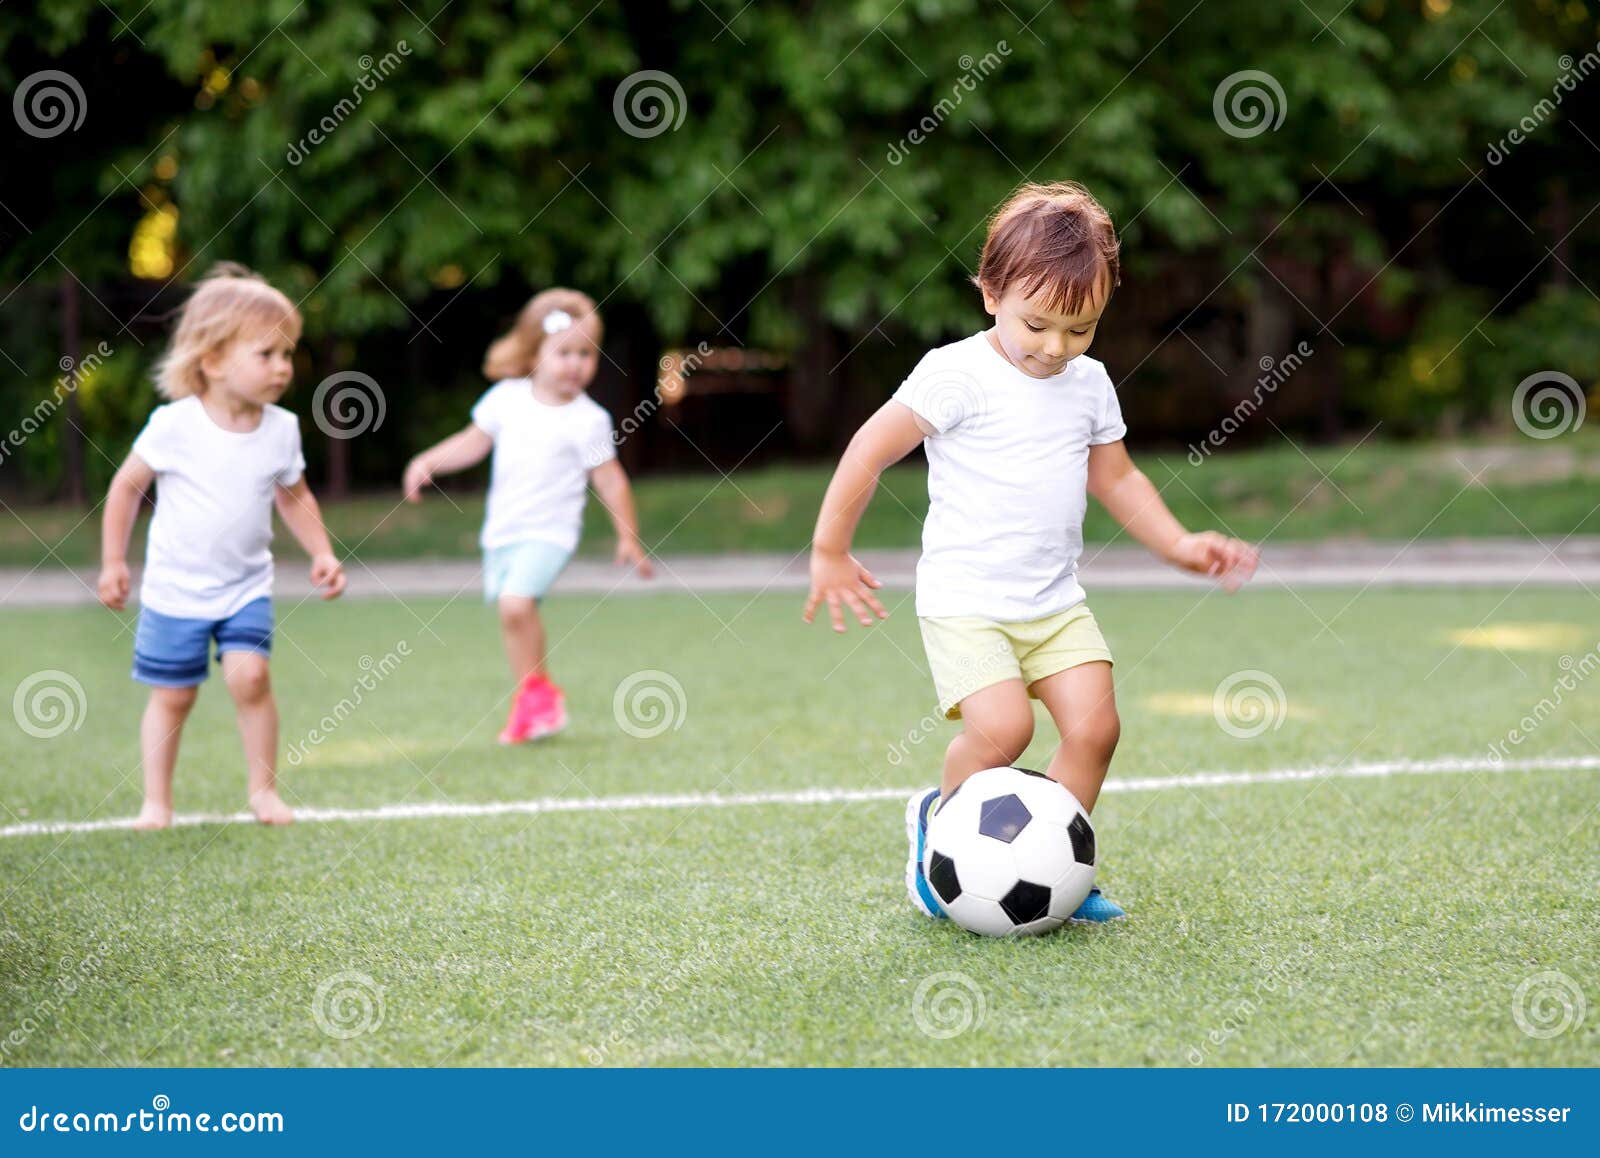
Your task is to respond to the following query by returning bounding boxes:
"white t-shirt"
[131,396,306,619]
[470,380,617,551]
[892,332,1126,622]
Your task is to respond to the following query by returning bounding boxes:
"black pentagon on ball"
[1000,879,1052,925]
[1012,766,1049,779]
[928,850,962,905]
[1067,813,1096,866]
[978,793,1033,843]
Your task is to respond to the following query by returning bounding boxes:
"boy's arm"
[1087,440,1258,591]
[403,424,494,502]
[804,400,929,632]
[274,478,347,599]
[589,458,654,578]
[98,454,155,610]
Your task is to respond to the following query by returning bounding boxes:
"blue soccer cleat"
[1069,886,1127,923]
[903,787,947,919]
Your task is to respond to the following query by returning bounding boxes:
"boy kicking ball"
[804,181,1258,923]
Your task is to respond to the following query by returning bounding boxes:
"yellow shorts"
[919,602,1113,720]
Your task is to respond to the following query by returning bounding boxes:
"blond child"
[99,263,346,830]
[403,288,652,744]
[804,181,1259,922]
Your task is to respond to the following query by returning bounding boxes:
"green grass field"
[2,587,1597,1066]
[5,435,1600,567]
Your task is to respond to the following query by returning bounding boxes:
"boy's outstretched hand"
[803,549,889,632]
[98,561,131,611]
[310,552,347,599]
[1170,531,1259,592]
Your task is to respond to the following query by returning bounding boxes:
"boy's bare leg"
[136,685,199,830]
[1030,661,1120,813]
[940,678,1035,798]
[221,651,292,825]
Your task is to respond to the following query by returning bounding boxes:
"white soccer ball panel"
[1008,818,1078,885]
[941,892,1018,938]
[1007,771,1086,829]
[924,837,1021,902]
[1013,914,1066,937]
[1045,863,1097,921]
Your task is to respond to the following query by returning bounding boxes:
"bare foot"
[249,790,295,826]
[132,802,174,831]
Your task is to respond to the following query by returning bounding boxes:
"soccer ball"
[922,766,1097,936]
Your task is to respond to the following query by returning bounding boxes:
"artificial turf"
[2,586,1596,1065]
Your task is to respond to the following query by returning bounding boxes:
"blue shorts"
[483,539,573,602]
[132,597,274,687]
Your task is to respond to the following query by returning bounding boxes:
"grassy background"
[2,586,1597,1065]
[4,436,1600,568]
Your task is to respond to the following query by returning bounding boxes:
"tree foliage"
[2,0,1595,495]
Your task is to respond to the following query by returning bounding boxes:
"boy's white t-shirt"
[131,396,306,620]
[470,379,617,552]
[892,332,1126,622]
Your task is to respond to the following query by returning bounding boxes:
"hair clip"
[543,309,573,335]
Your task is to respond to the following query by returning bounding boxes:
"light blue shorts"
[483,539,573,602]
[132,596,273,687]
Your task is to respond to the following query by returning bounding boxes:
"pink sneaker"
[498,674,550,745]
[525,680,568,740]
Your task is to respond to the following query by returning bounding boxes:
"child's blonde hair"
[973,181,1121,317]
[483,287,602,380]
[155,262,302,399]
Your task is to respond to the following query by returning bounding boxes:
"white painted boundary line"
[4,753,1597,840]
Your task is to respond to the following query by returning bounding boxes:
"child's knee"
[153,685,199,714]
[962,708,1034,764]
[1079,706,1121,757]
[498,596,539,628]
[224,660,272,704]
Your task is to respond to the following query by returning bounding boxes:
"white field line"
[3,753,1597,841]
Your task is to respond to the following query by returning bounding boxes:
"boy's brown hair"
[972,181,1120,317]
